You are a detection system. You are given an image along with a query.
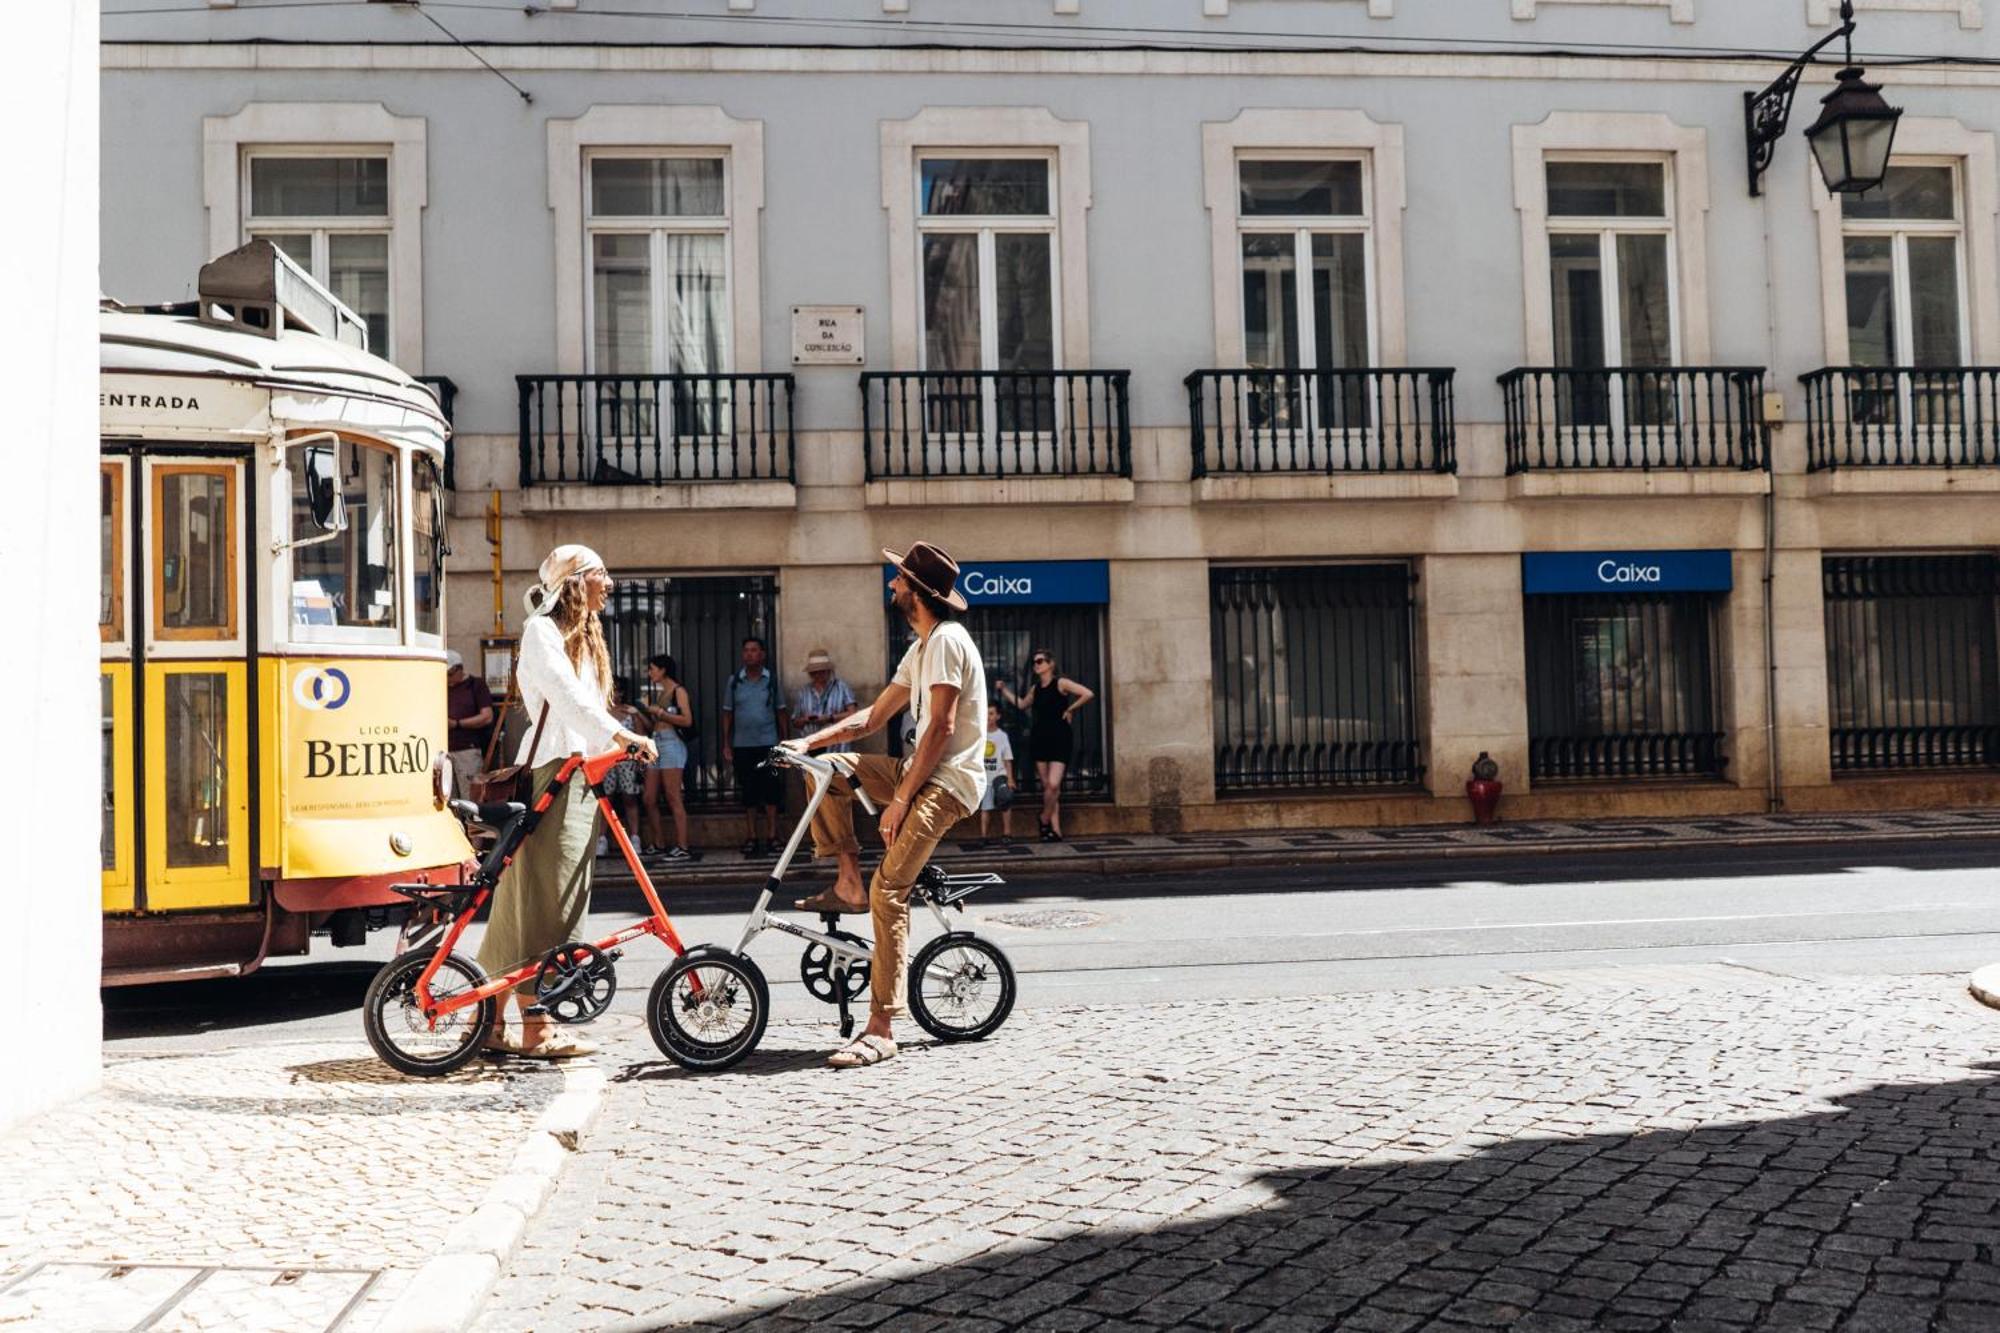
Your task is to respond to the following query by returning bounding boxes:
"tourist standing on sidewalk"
[785,541,987,1068]
[998,648,1094,841]
[478,545,656,1060]
[643,654,696,861]
[599,677,650,857]
[721,636,790,856]
[444,649,495,798]
[975,701,1015,847]
[793,647,859,753]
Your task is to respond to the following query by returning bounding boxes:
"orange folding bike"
[362,744,768,1075]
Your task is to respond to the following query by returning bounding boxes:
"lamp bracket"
[1744,10,1855,197]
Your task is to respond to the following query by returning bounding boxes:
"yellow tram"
[100,241,471,984]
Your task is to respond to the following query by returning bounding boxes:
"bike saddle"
[450,798,528,829]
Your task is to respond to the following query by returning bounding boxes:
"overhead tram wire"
[102,0,1989,67]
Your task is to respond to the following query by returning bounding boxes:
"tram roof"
[100,308,447,451]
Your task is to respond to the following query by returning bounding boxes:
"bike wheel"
[364,950,495,1077]
[908,933,1015,1043]
[647,947,769,1072]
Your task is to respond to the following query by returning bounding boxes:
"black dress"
[1026,681,1074,765]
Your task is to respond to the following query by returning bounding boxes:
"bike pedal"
[523,1004,550,1017]
[606,950,624,963]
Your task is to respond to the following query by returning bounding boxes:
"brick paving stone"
[475,971,1999,1332]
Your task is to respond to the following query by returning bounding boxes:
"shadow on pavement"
[101,959,380,1040]
[611,1068,2000,1332]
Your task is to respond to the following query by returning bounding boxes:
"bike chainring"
[799,930,870,1004]
[532,941,619,1024]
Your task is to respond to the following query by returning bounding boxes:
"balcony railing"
[1529,732,1727,781]
[418,375,458,488]
[517,373,795,486]
[860,369,1130,480]
[1499,366,1766,472]
[1185,368,1457,478]
[1800,366,2000,470]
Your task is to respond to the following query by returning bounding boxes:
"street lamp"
[1744,0,1902,197]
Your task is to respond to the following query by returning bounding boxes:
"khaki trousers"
[808,754,968,1019]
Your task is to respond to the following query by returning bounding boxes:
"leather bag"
[469,701,549,805]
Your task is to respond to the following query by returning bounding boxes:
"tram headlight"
[390,832,414,857]
[430,751,452,810]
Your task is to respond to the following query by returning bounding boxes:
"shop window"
[246,154,393,354]
[1524,591,1722,780]
[1823,554,1999,772]
[1209,564,1421,792]
[601,574,777,806]
[289,439,399,642]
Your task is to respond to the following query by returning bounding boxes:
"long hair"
[549,577,612,702]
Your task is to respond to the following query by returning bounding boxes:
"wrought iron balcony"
[1184,368,1457,478]
[1800,366,2000,470]
[418,375,458,488]
[517,373,795,486]
[1498,367,1766,472]
[860,369,1130,480]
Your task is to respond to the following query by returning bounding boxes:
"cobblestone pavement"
[0,1041,566,1330]
[480,967,2000,1332]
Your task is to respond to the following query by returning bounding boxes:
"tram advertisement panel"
[259,658,469,880]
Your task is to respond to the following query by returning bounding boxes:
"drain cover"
[990,908,1109,930]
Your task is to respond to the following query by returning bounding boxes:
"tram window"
[151,466,237,642]
[412,452,444,638]
[101,462,124,644]
[290,439,400,640]
[163,672,231,869]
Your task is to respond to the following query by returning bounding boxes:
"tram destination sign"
[1522,550,1733,596]
[882,559,1110,606]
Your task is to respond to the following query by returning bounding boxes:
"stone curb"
[595,821,2000,894]
[372,1064,608,1333]
[1970,965,2000,1012]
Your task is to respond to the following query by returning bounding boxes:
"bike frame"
[412,746,694,1018]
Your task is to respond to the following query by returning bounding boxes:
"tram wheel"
[363,950,495,1077]
[907,933,1015,1043]
[647,947,769,1072]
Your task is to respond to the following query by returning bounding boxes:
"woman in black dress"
[998,647,1095,842]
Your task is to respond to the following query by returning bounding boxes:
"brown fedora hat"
[883,541,969,612]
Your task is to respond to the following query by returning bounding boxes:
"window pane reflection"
[164,673,230,869]
[291,442,399,638]
[158,471,232,634]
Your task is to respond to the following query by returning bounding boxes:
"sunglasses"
[1032,656,1050,664]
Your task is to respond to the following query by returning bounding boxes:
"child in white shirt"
[978,704,1015,845]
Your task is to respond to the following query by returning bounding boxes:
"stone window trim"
[1511,112,1711,365]
[1808,0,1982,31]
[1809,117,2000,364]
[202,103,427,372]
[1202,0,1393,14]
[882,107,1092,369]
[1201,108,1408,367]
[548,105,765,375]
[1513,0,1694,21]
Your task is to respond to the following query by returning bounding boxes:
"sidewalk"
[599,805,2000,889]
[0,1040,606,1333]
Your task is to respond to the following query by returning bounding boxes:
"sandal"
[482,1027,528,1056]
[795,886,867,915]
[828,1034,898,1068]
[514,1025,596,1060]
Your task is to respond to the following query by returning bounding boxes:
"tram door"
[104,453,252,912]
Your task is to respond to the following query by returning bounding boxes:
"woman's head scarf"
[523,543,606,618]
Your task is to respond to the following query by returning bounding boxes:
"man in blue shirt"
[721,635,790,855]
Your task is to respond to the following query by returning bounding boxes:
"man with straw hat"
[783,541,988,1068]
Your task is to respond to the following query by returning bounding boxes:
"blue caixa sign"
[1522,550,1733,596]
[883,559,1109,606]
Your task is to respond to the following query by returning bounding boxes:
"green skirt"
[477,758,604,996]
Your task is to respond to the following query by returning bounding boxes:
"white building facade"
[102,0,2000,835]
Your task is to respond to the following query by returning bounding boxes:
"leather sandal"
[828,1034,897,1068]
[795,886,866,914]
[514,1025,596,1060]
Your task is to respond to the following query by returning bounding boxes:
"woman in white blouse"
[479,544,657,1059]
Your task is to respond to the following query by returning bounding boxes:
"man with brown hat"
[783,541,988,1068]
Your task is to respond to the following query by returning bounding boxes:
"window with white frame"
[1236,157,1375,432]
[245,153,393,355]
[1841,163,1969,371]
[1545,157,1679,428]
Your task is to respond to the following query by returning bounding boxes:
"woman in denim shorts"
[643,655,697,860]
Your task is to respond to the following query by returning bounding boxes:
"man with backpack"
[721,635,790,856]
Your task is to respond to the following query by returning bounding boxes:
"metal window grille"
[1209,564,1422,792]
[1524,592,1724,780]
[885,604,1111,799]
[601,574,778,806]
[1822,554,2000,771]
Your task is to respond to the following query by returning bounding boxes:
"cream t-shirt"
[892,620,988,814]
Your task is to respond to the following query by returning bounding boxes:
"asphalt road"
[103,835,2000,1053]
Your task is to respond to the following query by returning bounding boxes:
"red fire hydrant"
[1465,751,1502,824]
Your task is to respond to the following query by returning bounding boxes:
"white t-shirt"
[891,620,988,814]
[978,728,1014,812]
